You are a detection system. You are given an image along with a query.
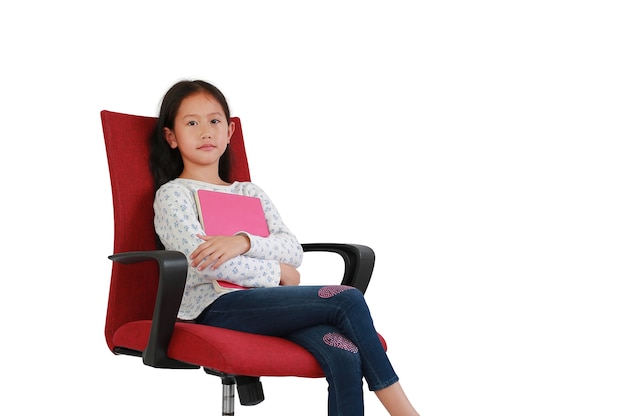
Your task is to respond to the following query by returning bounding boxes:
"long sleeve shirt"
[154,178,303,320]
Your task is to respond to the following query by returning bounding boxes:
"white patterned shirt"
[154,178,304,320]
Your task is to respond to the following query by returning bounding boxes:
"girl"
[150,80,420,416]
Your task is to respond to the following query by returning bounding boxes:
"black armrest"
[301,243,375,294]
[109,250,198,369]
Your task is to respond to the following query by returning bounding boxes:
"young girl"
[150,79,420,416]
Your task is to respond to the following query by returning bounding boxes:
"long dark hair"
[149,80,232,192]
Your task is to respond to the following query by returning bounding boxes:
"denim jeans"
[195,285,399,416]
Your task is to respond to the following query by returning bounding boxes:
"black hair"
[149,80,232,192]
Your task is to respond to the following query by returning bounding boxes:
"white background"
[1,1,625,415]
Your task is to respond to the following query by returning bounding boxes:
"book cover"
[195,189,270,291]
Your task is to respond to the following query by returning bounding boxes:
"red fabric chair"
[101,110,385,415]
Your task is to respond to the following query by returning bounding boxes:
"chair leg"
[222,377,236,416]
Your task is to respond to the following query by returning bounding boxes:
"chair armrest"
[108,244,374,368]
[301,243,375,294]
[109,250,198,369]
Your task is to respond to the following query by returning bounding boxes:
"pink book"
[194,189,270,291]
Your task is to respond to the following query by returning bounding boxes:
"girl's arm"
[154,183,282,288]
[154,184,302,287]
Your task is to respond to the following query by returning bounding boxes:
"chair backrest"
[101,110,251,351]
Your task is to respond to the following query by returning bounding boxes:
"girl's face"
[164,92,234,173]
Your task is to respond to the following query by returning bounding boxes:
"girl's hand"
[190,234,251,271]
[279,263,300,286]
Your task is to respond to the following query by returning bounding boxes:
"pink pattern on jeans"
[318,285,354,298]
[323,332,358,353]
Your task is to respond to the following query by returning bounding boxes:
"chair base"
[235,376,265,406]
[221,378,235,416]
[205,368,265,415]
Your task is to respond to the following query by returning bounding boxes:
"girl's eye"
[187,121,198,126]
[211,119,220,124]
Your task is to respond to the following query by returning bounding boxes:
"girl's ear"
[164,127,178,148]
[227,120,235,144]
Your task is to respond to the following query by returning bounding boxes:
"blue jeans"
[195,285,399,416]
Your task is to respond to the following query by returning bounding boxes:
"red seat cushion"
[113,321,386,377]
